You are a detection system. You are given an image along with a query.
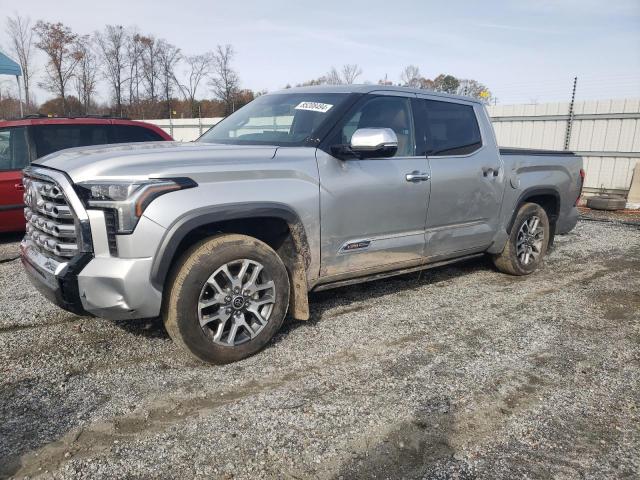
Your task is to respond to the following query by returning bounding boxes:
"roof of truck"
[272,84,484,104]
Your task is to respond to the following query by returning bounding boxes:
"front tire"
[493,202,550,276]
[163,234,290,364]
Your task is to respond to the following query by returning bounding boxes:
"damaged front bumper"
[21,238,162,320]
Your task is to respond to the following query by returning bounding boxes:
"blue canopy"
[0,51,21,76]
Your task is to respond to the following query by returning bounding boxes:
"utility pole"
[564,76,577,150]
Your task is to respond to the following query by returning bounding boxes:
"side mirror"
[330,128,398,160]
[350,128,398,158]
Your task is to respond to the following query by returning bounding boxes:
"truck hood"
[34,141,279,183]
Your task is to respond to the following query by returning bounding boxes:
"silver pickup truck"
[20,85,584,363]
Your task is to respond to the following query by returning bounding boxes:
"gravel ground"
[578,206,640,226]
[0,220,639,480]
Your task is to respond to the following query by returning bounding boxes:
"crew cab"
[0,116,172,232]
[20,86,584,364]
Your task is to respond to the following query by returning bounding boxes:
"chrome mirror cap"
[350,128,398,157]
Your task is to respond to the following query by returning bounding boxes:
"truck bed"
[499,147,577,156]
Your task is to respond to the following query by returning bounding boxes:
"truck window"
[0,127,30,170]
[111,125,165,143]
[337,96,415,157]
[199,93,350,146]
[32,125,109,158]
[414,99,482,156]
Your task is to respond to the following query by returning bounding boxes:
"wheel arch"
[150,202,311,320]
[507,187,561,234]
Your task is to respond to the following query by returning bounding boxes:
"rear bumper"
[21,238,162,320]
[556,206,579,234]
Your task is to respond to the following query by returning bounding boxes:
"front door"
[413,95,505,259]
[316,93,430,279]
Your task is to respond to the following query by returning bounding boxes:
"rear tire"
[163,234,290,364]
[493,203,550,276]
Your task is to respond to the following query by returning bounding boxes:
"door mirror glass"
[349,128,398,158]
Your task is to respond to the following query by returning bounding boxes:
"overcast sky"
[1,0,639,104]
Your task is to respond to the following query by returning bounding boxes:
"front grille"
[23,174,79,260]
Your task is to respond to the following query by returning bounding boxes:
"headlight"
[76,178,196,234]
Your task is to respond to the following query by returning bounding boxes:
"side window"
[32,125,109,158]
[111,125,165,143]
[339,96,415,157]
[0,127,29,170]
[418,99,482,156]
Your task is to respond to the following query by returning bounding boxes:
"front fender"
[149,202,311,291]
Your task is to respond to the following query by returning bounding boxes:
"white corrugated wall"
[488,99,640,194]
[144,117,223,142]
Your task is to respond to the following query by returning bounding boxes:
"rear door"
[413,95,505,259]
[317,92,430,278]
[0,127,31,232]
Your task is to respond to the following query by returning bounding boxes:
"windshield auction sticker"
[294,102,333,113]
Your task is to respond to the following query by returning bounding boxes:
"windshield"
[0,127,30,171]
[198,93,350,146]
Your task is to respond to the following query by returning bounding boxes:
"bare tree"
[341,64,362,84]
[6,13,35,110]
[400,65,422,88]
[209,44,239,115]
[34,21,82,113]
[95,25,127,114]
[73,38,99,114]
[325,67,342,85]
[126,31,144,105]
[157,39,181,106]
[140,35,160,101]
[176,53,212,117]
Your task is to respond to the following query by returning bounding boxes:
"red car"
[0,116,172,233]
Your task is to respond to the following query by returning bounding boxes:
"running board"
[312,253,485,292]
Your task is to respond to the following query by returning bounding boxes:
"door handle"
[482,167,500,177]
[405,171,431,182]
[14,183,25,191]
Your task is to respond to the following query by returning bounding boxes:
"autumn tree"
[6,14,35,110]
[95,25,127,114]
[176,53,212,117]
[431,74,459,94]
[0,80,22,119]
[33,21,82,113]
[39,95,83,117]
[209,44,239,115]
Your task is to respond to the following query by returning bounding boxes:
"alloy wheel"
[516,215,544,266]
[197,259,276,346]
